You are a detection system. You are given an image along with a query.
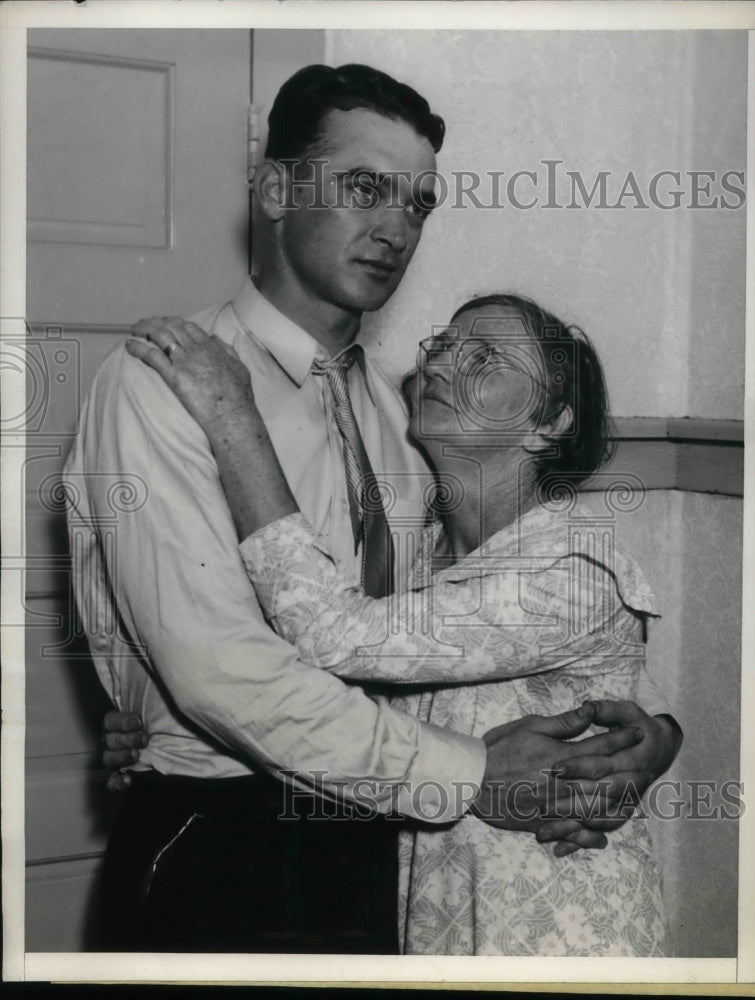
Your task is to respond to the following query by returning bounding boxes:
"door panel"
[28,29,251,324]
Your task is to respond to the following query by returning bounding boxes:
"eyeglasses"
[418,334,548,388]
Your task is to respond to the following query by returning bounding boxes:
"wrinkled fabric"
[63,278,485,817]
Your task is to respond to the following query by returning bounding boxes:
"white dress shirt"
[63,278,486,823]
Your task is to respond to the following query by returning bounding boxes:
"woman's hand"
[126,317,258,439]
[128,316,297,540]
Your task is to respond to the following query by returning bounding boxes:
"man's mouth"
[356,258,398,281]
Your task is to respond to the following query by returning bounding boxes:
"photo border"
[1,0,752,990]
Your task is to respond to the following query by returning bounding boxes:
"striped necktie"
[312,349,395,598]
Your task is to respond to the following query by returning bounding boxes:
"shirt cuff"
[394,723,487,825]
[636,668,672,718]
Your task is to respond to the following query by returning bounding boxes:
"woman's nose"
[418,357,454,388]
[419,340,456,373]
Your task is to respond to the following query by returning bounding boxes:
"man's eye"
[351,175,375,195]
[345,172,380,200]
[406,200,431,222]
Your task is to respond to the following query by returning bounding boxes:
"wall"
[328,30,746,421]
[326,29,746,957]
[613,491,742,957]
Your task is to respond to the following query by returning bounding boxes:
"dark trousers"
[94,771,400,953]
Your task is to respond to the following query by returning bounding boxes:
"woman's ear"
[522,405,573,454]
[254,160,288,223]
[544,405,574,439]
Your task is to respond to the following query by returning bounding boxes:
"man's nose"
[371,207,408,252]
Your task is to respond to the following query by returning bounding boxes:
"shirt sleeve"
[240,513,646,685]
[70,348,485,823]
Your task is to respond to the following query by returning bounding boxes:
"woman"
[126,293,668,956]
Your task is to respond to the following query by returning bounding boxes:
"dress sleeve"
[636,660,672,717]
[66,348,485,823]
[241,513,645,685]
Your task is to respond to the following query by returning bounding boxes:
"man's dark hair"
[453,293,615,488]
[265,63,445,161]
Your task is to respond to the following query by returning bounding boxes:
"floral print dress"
[240,501,669,956]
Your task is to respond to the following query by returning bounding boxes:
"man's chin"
[331,289,395,316]
[346,273,402,312]
[357,288,399,313]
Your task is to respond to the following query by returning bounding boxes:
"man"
[67,64,681,953]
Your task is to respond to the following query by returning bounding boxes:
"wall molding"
[21,337,743,500]
[597,418,743,497]
[29,321,131,337]
[26,850,104,870]
[612,417,743,443]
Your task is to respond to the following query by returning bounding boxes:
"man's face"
[277,107,438,316]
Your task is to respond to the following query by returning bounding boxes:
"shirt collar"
[231,278,378,404]
[231,278,318,387]
[319,342,379,407]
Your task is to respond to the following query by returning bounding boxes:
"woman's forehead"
[454,305,532,341]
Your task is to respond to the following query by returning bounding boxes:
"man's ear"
[522,405,574,454]
[254,160,288,223]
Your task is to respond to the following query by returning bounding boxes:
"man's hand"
[102,711,149,791]
[470,702,645,854]
[551,700,683,833]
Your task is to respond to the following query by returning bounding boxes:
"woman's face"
[405,304,549,448]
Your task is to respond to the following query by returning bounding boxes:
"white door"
[24,28,252,951]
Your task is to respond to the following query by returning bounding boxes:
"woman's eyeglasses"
[418,334,547,388]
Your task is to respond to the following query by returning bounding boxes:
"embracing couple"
[66,63,681,956]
